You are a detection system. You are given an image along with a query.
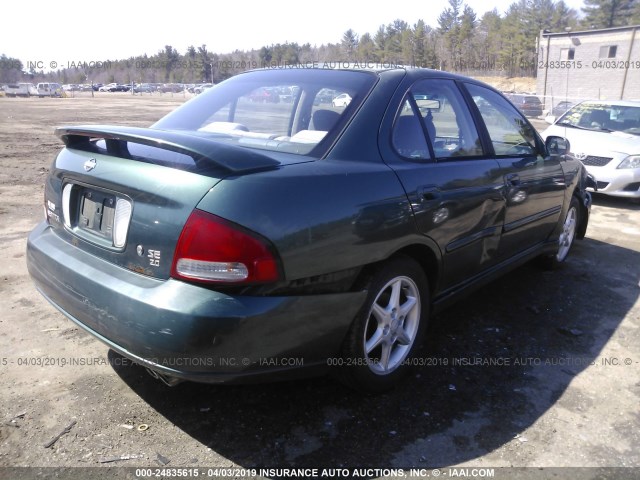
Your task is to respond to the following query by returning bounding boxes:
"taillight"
[171,210,281,285]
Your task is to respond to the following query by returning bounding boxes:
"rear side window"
[392,105,431,161]
[466,83,538,156]
[392,79,484,161]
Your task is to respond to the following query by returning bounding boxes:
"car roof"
[247,64,496,87]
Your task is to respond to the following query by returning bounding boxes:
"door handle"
[417,186,441,203]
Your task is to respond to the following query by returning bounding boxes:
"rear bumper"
[27,222,365,383]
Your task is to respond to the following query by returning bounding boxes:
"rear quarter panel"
[196,159,432,283]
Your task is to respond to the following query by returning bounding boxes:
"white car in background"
[193,83,214,95]
[331,93,352,107]
[99,83,118,92]
[542,100,640,200]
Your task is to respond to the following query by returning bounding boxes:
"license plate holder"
[77,188,116,240]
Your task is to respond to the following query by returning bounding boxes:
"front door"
[464,83,566,260]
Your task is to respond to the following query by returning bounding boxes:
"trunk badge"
[83,158,97,172]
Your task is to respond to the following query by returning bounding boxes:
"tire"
[337,256,429,393]
[542,196,580,269]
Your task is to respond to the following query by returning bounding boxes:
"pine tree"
[386,20,409,61]
[373,25,387,61]
[161,45,180,82]
[459,5,477,69]
[356,33,377,62]
[501,0,530,77]
[198,45,212,82]
[341,29,359,60]
[438,0,464,69]
[582,0,636,28]
[413,20,428,67]
[550,1,579,31]
[477,9,502,71]
[633,0,640,22]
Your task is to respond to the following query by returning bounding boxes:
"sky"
[2,0,586,68]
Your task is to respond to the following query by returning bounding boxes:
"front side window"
[392,79,484,161]
[466,83,538,156]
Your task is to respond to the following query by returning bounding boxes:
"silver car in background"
[542,100,640,200]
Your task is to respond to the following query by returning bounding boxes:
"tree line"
[1,0,639,85]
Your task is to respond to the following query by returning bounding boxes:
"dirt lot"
[0,95,639,479]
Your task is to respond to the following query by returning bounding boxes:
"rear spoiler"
[55,125,281,174]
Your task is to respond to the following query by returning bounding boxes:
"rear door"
[464,83,566,260]
[379,78,506,291]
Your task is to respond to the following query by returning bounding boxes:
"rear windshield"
[153,69,377,157]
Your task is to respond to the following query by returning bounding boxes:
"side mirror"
[545,115,556,124]
[546,136,570,157]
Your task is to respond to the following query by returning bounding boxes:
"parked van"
[4,83,38,97]
[36,82,63,98]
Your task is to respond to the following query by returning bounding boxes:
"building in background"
[537,25,639,112]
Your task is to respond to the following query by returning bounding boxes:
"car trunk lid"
[45,125,284,280]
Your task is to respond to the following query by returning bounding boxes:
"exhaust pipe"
[145,368,184,387]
